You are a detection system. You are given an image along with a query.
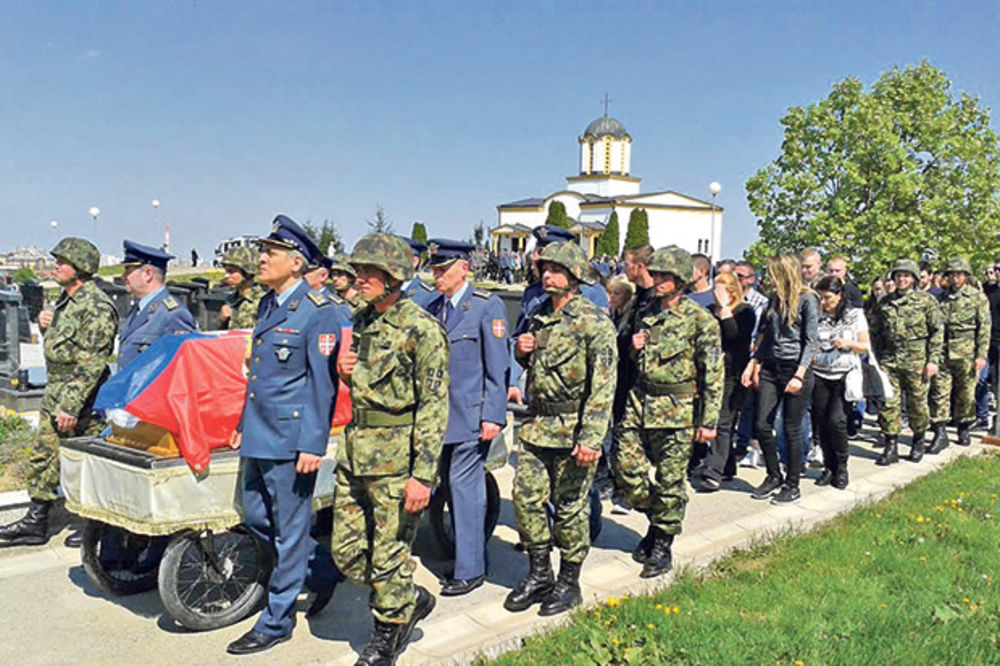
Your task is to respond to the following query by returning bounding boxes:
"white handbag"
[844,356,865,402]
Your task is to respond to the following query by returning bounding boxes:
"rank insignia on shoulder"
[307,292,327,306]
[162,296,179,310]
[492,319,506,338]
[473,289,491,300]
[318,333,337,356]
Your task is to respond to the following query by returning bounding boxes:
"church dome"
[583,116,629,139]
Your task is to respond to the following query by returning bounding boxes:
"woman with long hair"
[741,255,820,504]
[811,276,870,489]
[692,271,756,491]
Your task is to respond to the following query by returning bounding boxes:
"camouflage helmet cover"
[890,258,921,279]
[647,245,693,283]
[944,257,972,275]
[51,237,100,276]
[349,234,414,283]
[537,241,593,285]
[329,254,357,278]
[221,246,259,276]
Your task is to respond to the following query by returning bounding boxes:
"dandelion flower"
[672,606,680,614]
[647,623,655,629]
[879,603,888,609]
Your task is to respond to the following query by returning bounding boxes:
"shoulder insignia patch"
[307,291,328,307]
[162,296,179,310]
[492,319,506,338]
[473,289,492,300]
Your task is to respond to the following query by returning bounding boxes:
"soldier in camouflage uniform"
[928,257,991,452]
[0,238,117,548]
[329,254,362,311]
[870,258,944,465]
[334,234,449,666]
[616,246,723,577]
[219,246,266,329]
[504,241,617,617]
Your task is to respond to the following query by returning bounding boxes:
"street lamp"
[88,206,100,260]
[708,182,722,264]
[151,199,166,251]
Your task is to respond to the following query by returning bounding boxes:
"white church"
[492,111,723,260]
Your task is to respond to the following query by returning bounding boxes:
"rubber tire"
[158,527,273,632]
[80,520,161,596]
[429,471,501,559]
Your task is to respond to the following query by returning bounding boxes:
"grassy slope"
[492,453,1000,665]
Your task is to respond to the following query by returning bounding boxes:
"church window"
[604,136,611,174]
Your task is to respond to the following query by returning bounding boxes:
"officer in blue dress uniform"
[507,226,609,402]
[225,215,349,655]
[118,241,197,368]
[399,236,436,306]
[422,239,509,596]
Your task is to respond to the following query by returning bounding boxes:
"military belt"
[639,379,695,397]
[531,400,578,416]
[352,407,414,427]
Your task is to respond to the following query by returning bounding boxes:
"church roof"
[498,197,546,208]
[583,116,629,139]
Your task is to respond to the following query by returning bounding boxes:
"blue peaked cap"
[532,225,577,247]
[426,238,474,266]
[122,240,174,271]
[399,236,427,256]
[260,215,323,266]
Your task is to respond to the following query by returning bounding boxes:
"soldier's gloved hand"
[516,333,536,355]
[480,421,502,441]
[632,332,648,351]
[975,357,987,373]
[403,477,431,514]
[296,452,323,474]
[924,363,939,380]
[338,349,358,378]
[55,411,78,433]
[695,427,717,443]
[572,444,601,466]
[38,310,54,331]
[507,386,524,405]
[228,430,242,450]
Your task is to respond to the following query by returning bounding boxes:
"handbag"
[844,355,864,402]
[861,351,894,414]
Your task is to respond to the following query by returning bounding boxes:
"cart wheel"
[429,471,500,558]
[81,520,163,596]
[158,527,273,631]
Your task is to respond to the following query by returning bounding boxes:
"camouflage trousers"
[930,357,978,426]
[331,467,421,624]
[513,442,596,564]
[878,363,930,437]
[615,427,693,536]
[26,409,100,502]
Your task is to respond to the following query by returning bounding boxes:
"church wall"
[615,206,723,261]
[579,140,591,174]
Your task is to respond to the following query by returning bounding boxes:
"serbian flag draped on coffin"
[95,331,250,472]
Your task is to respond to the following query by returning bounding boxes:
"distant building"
[492,113,723,260]
[1,246,49,273]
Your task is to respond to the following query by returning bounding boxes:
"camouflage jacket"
[870,288,944,367]
[342,297,449,484]
[42,280,118,417]
[515,293,617,451]
[626,296,724,430]
[226,282,267,329]
[939,285,991,362]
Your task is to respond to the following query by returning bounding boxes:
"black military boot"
[354,619,399,666]
[538,560,583,616]
[875,435,899,466]
[640,530,674,579]
[0,499,52,547]
[927,424,949,455]
[908,433,926,463]
[957,424,972,447]
[392,586,435,656]
[631,524,655,564]
[504,547,554,612]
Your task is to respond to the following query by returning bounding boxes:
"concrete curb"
[0,490,29,512]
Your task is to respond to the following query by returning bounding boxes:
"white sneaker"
[739,450,761,468]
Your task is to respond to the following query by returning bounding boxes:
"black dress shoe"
[64,529,82,548]
[440,574,486,597]
[226,629,291,655]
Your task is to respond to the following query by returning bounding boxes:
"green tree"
[624,208,649,249]
[545,201,572,229]
[303,219,344,255]
[746,61,1000,282]
[366,204,394,234]
[595,211,620,256]
[473,220,487,249]
[410,221,428,244]
[11,266,37,283]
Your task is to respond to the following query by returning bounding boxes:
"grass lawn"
[0,409,33,493]
[490,452,1000,665]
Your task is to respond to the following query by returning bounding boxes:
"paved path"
[0,423,988,665]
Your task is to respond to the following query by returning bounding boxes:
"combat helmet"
[647,245,693,284]
[349,234,413,284]
[221,246,259,276]
[890,258,921,280]
[943,257,972,275]
[50,237,100,276]
[329,254,356,279]
[538,241,593,285]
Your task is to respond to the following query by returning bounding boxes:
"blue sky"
[2,1,998,260]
